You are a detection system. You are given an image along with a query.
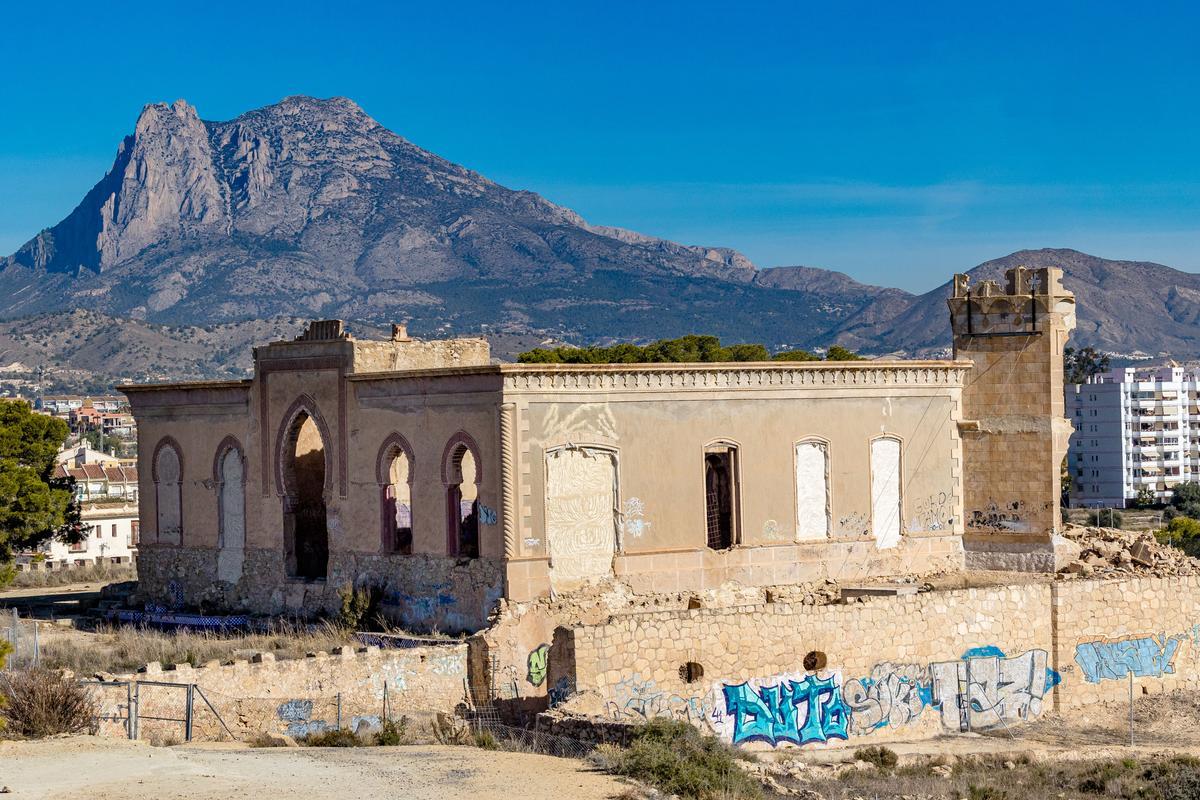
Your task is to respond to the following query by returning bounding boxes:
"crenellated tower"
[948,266,1077,570]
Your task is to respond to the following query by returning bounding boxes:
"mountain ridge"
[3,95,1200,386]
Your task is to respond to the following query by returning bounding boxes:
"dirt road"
[0,737,626,800]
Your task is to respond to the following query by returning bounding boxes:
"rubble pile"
[1059,524,1200,579]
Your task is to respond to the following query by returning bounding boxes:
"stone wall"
[93,643,468,742]
[559,584,1054,747]
[1053,576,1200,711]
[545,575,1200,750]
[136,544,504,633]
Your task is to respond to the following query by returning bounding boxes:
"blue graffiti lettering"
[1075,635,1183,683]
[721,674,850,746]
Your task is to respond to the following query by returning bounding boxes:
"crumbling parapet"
[948,265,1076,570]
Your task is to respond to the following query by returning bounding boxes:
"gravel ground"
[0,737,626,800]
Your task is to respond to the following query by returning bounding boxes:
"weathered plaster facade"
[123,266,1073,631]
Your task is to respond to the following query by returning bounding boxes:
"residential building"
[36,501,139,568]
[1066,365,1199,507]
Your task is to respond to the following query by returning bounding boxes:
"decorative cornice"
[499,362,969,393]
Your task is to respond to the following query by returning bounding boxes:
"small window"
[704,443,739,550]
[679,662,705,683]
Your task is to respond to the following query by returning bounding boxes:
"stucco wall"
[502,363,966,600]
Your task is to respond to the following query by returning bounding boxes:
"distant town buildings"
[1066,365,1200,507]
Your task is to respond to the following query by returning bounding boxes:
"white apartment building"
[1067,366,1200,508]
[44,503,139,567]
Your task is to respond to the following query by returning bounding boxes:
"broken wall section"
[96,643,469,741]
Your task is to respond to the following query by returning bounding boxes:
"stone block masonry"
[552,575,1200,750]
[92,643,468,741]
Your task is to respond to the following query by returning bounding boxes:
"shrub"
[0,668,97,737]
[591,718,761,800]
[474,730,499,750]
[1086,509,1124,528]
[1156,516,1200,557]
[337,583,383,630]
[1145,755,1200,800]
[1171,482,1200,519]
[301,727,361,747]
[967,787,1008,800]
[855,745,898,771]
[373,717,408,746]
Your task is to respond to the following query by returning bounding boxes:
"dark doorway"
[446,446,479,558]
[704,445,739,550]
[283,413,329,580]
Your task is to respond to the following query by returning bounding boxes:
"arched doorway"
[378,435,414,555]
[444,436,480,558]
[281,410,329,579]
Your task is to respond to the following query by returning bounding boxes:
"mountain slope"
[1,97,788,336]
[3,96,1200,378]
[832,249,1200,358]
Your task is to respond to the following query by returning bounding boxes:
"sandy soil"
[0,737,627,800]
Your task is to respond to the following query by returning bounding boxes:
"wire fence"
[0,608,40,668]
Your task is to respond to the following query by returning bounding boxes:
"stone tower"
[948,266,1077,571]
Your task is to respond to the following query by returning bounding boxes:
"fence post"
[132,682,140,740]
[126,682,134,740]
[337,693,342,730]
[32,619,39,667]
[185,684,195,742]
[964,659,973,734]
[383,681,389,723]
[1128,671,1134,747]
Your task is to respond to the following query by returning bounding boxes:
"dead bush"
[0,668,97,738]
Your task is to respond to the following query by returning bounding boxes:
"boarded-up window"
[216,444,245,583]
[545,447,617,591]
[870,437,902,549]
[795,440,830,540]
[154,442,182,545]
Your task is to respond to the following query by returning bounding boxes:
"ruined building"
[123,267,1076,631]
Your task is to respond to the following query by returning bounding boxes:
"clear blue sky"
[2,1,1197,292]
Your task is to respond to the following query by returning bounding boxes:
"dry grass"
[788,753,1200,799]
[39,620,356,674]
[7,562,136,589]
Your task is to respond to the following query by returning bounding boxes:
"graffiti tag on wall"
[701,646,1060,748]
[843,662,929,734]
[527,643,550,687]
[1075,633,1188,683]
[713,672,851,746]
[607,674,709,723]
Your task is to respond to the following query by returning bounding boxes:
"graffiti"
[968,499,1030,533]
[277,699,313,722]
[843,663,929,734]
[478,504,498,526]
[549,676,574,707]
[715,672,851,747]
[608,674,709,723]
[620,497,652,539]
[762,519,787,542]
[929,647,1057,731]
[908,492,953,533]
[523,537,541,548]
[430,654,464,676]
[1075,634,1185,683]
[527,643,550,687]
[835,512,869,537]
